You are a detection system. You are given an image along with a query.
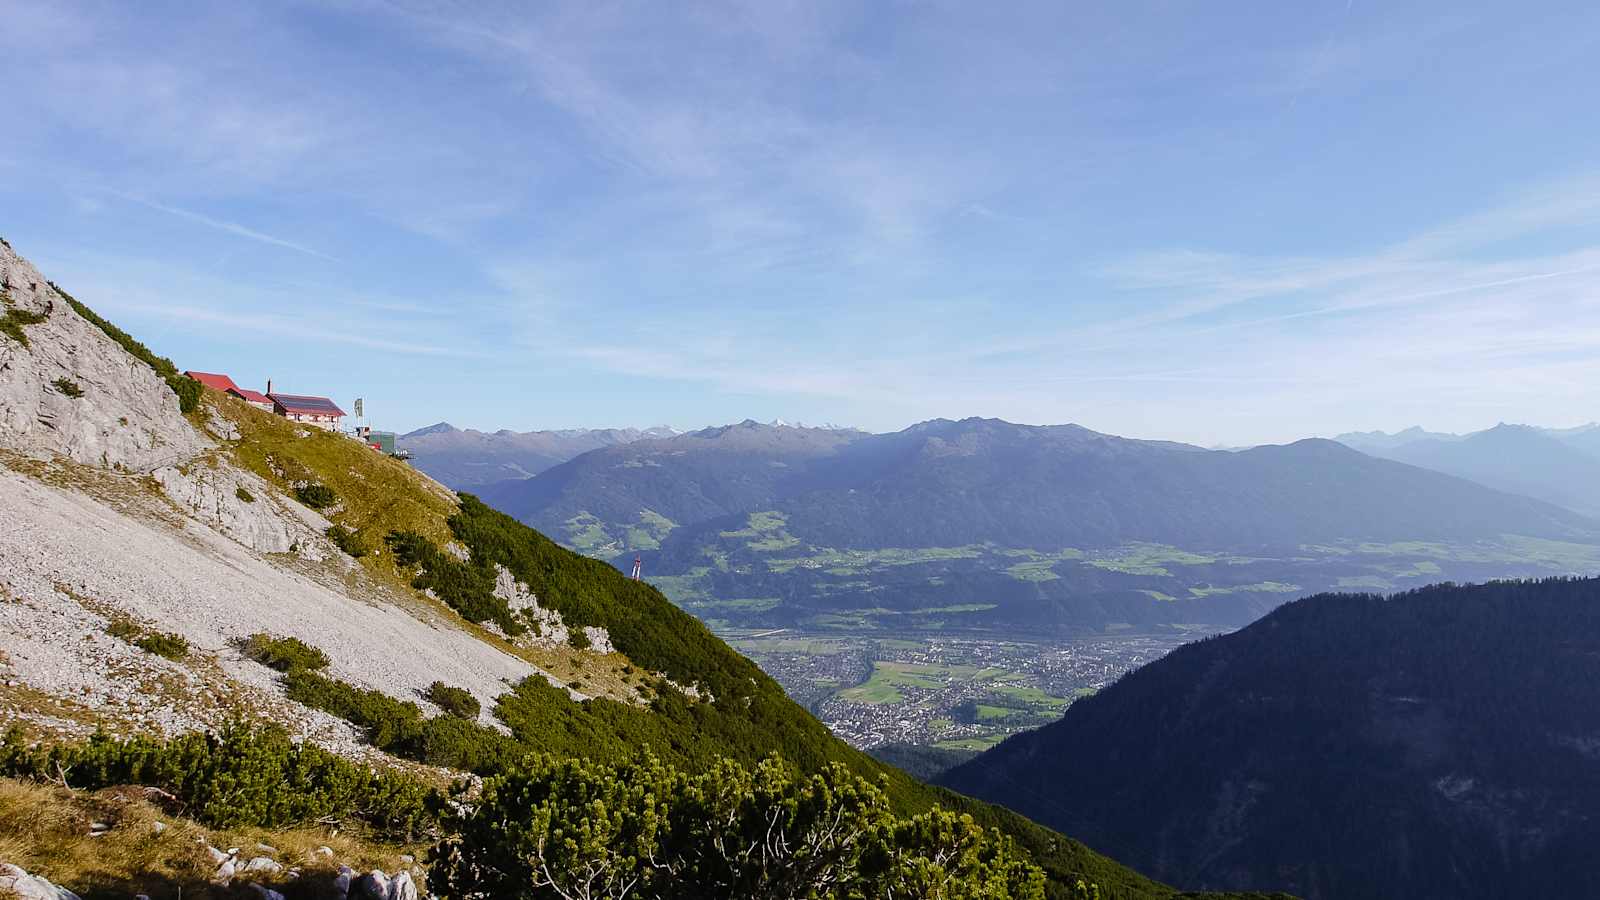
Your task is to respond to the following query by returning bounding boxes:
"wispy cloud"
[112,192,337,261]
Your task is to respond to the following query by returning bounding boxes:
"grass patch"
[0,776,420,900]
[133,633,190,661]
[0,305,47,348]
[562,512,616,554]
[1087,542,1217,577]
[105,618,188,661]
[234,486,255,503]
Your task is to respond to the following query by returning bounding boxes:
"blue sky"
[3,1,1598,445]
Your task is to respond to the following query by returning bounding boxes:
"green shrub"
[432,752,1047,900]
[242,633,329,673]
[567,628,592,650]
[295,483,337,509]
[0,724,436,838]
[105,617,188,660]
[50,377,84,398]
[235,486,255,503]
[384,530,524,635]
[284,669,424,751]
[135,631,190,660]
[426,681,480,720]
[166,373,202,414]
[326,524,367,558]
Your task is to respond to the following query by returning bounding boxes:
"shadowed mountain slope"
[940,577,1600,900]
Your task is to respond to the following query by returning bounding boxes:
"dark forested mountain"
[1338,423,1600,517]
[502,417,1591,551]
[939,578,1600,900]
[481,419,869,547]
[398,421,678,488]
[481,417,1600,634]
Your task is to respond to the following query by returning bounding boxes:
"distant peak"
[403,422,456,438]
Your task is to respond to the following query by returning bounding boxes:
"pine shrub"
[426,681,480,719]
[242,633,329,673]
[135,632,189,660]
[0,724,436,838]
[326,524,367,557]
[295,483,337,509]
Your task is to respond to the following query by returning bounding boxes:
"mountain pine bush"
[0,725,435,838]
[432,751,1046,900]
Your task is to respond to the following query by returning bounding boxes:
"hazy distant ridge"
[399,422,679,488]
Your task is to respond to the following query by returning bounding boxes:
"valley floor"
[725,628,1204,750]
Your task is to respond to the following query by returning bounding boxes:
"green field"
[1086,542,1221,576]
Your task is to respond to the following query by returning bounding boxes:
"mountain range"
[398,421,680,487]
[1335,423,1600,517]
[939,577,1600,900]
[476,417,1600,635]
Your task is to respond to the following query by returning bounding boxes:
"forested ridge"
[941,577,1600,900]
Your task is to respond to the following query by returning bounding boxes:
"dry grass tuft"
[0,778,425,900]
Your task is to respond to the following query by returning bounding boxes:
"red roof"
[227,387,272,404]
[184,371,239,392]
[269,393,346,417]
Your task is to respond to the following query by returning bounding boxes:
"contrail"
[111,191,339,262]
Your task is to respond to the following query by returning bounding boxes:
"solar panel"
[270,394,345,415]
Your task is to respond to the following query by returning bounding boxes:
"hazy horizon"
[4,1,1597,446]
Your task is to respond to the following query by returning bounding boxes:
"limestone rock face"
[0,242,207,472]
[153,461,329,555]
[493,563,568,644]
[582,625,616,654]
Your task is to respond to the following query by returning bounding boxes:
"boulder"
[213,857,237,885]
[242,856,283,874]
[205,845,231,864]
[354,870,390,899]
[388,870,419,900]
[0,863,84,900]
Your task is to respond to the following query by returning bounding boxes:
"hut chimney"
[266,379,273,395]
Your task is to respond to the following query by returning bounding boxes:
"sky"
[3,0,1599,446]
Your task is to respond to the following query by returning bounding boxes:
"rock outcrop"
[152,460,327,555]
[0,242,207,472]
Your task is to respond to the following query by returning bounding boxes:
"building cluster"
[183,371,400,455]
